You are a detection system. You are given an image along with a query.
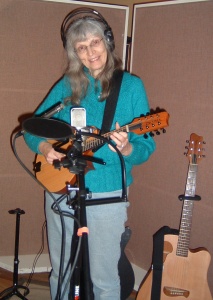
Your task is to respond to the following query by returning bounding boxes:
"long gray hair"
[64,17,123,105]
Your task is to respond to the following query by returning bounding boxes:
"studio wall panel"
[128,0,213,294]
[0,0,128,259]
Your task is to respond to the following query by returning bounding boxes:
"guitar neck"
[176,163,198,257]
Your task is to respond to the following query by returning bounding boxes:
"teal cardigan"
[24,71,156,193]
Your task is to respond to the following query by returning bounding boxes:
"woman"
[24,9,156,300]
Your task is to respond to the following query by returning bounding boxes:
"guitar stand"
[178,194,201,201]
[53,130,128,300]
[0,209,29,300]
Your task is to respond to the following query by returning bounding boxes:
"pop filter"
[23,117,74,140]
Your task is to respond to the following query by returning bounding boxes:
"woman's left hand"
[109,122,132,156]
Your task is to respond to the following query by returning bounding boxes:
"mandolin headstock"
[130,111,170,136]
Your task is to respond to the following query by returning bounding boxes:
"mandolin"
[33,112,169,193]
[136,133,212,300]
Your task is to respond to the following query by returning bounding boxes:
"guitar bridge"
[163,286,190,298]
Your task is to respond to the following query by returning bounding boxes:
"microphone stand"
[53,130,128,300]
[0,209,29,300]
[68,170,94,300]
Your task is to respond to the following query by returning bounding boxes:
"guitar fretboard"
[176,163,198,257]
[83,126,129,152]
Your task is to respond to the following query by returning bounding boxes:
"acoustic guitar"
[33,112,169,193]
[136,133,212,300]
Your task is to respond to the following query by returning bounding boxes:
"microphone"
[70,107,91,146]
[41,103,65,118]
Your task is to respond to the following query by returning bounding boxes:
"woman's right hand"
[39,141,65,164]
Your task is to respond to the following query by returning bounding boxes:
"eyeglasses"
[75,38,103,55]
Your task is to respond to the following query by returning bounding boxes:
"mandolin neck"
[81,112,169,152]
[83,126,129,152]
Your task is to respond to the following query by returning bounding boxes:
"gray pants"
[45,190,128,300]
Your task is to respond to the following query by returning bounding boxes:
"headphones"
[61,7,115,51]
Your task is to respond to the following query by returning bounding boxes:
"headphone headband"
[61,7,114,50]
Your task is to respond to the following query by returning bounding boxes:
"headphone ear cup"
[104,28,115,51]
[104,28,113,43]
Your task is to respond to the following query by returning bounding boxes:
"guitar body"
[137,234,212,300]
[34,153,75,193]
[34,140,93,193]
[136,269,153,300]
[34,140,74,193]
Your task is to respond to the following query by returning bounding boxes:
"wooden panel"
[129,0,213,294]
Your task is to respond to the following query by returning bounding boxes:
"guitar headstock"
[185,133,205,164]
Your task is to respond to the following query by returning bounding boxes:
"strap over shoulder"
[92,70,123,153]
[101,70,124,134]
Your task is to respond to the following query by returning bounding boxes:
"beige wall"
[89,0,135,35]
[86,0,164,36]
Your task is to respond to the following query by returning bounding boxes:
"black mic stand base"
[0,285,29,300]
[0,209,29,300]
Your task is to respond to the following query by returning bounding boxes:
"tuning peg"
[156,131,160,135]
[149,132,155,137]
[184,151,191,155]
[162,128,166,133]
